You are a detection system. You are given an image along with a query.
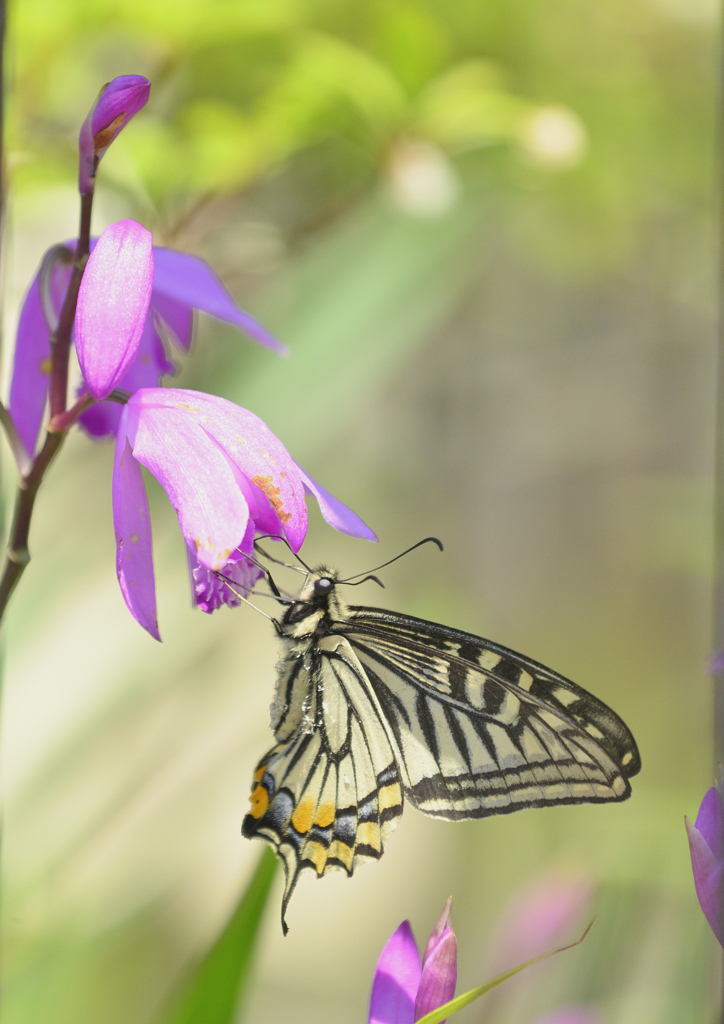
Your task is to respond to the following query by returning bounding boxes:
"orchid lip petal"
[369,921,421,1024]
[76,220,154,400]
[112,429,160,640]
[152,247,288,354]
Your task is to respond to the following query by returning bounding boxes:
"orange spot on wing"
[291,799,315,834]
[249,785,269,819]
[314,802,335,828]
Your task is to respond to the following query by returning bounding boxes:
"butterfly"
[240,540,640,933]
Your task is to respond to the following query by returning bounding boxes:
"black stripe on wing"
[342,606,641,778]
[330,619,635,819]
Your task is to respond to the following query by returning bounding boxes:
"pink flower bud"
[79,75,150,194]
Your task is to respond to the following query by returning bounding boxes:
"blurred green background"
[1,0,719,1021]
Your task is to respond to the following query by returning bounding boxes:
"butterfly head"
[280,567,348,636]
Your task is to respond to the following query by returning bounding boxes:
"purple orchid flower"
[79,75,151,195]
[76,220,153,399]
[8,234,287,456]
[369,899,457,1024]
[114,387,376,639]
[686,786,724,946]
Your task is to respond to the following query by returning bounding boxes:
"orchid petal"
[369,921,421,1024]
[686,813,724,946]
[9,259,72,455]
[297,465,377,542]
[132,389,308,551]
[152,292,194,351]
[414,927,457,1023]
[76,220,154,400]
[79,75,150,194]
[79,316,175,439]
[695,786,724,860]
[422,898,453,968]
[124,393,250,570]
[112,429,159,640]
[152,248,288,354]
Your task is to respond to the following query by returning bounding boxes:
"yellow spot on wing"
[291,799,315,834]
[356,822,381,850]
[306,841,327,873]
[328,840,354,870]
[314,802,335,828]
[378,784,401,813]
[254,765,267,783]
[249,785,269,819]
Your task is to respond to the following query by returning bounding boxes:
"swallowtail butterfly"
[241,543,640,932]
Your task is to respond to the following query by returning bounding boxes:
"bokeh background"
[0,0,719,1021]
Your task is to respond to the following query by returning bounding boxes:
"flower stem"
[0,399,31,476]
[48,190,93,418]
[0,187,95,623]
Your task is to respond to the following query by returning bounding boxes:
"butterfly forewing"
[242,569,640,931]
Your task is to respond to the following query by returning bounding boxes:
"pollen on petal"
[251,473,291,525]
[130,533,139,542]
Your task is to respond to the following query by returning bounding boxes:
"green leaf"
[161,849,278,1024]
[414,920,596,1024]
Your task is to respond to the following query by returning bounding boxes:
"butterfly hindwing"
[242,635,403,932]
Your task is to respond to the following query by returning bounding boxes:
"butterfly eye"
[314,578,333,595]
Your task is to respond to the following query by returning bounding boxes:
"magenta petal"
[112,432,159,640]
[152,248,288,354]
[9,274,51,456]
[422,898,453,968]
[152,292,194,351]
[79,316,175,439]
[132,389,307,552]
[297,465,377,542]
[686,814,724,946]
[696,786,724,860]
[369,921,421,1024]
[414,927,457,1023]
[125,394,250,570]
[9,259,72,455]
[76,219,154,400]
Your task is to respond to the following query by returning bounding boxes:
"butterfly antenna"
[343,574,385,589]
[340,536,443,582]
[255,536,313,574]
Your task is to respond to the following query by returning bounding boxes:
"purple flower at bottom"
[686,786,724,945]
[369,900,457,1024]
[113,388,375,639]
